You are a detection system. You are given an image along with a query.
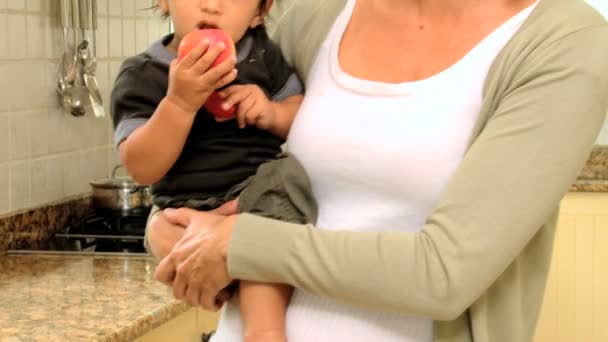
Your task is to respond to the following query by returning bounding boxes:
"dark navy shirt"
[111,27,303,207]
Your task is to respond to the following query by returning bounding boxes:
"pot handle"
[111,164,124,178]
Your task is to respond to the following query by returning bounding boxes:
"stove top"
[8,212,150,255]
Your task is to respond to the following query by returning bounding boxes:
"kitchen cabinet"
[134,308,219,342]
[534,192,608,342]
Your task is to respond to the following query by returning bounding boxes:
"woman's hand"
[216,85,277,129]
[154,203,239,310]
[166,40,238,114]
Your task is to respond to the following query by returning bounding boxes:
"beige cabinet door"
[135,308,219,342]
[534,192,608,342]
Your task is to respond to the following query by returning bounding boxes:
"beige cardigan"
[227,0,608,341]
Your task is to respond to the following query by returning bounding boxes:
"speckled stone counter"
[0,254,189,341]
[571,145,608,192]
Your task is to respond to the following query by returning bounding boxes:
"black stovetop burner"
[11,211,150,255]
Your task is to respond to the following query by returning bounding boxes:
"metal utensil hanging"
[57,0,85,116]
[57,0,103,117]
[78,0,105,117]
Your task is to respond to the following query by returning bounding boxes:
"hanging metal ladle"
[57,0,85,116]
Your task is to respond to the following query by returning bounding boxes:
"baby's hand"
[216,85,277,130]
[166,40,237,114]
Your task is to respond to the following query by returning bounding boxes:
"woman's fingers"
[211,199,240,216]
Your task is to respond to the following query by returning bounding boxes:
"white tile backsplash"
[6,0,24,10]
[46,156,64,201]
[1,3,169,214]
[9,111,30,160]
[26,14,44,58]
[97,17,109,58]
[109,18,122,57]
[97,0,108,15]
[135,19,147,54]
[29,157,48,205]
[62,153,83,197]
[29,110,49,157]
[10,161,30,210]
[7,14,26,59]
[0,163,9,213]
[0,115,8,161]
[108,0,122,16]
[122,18,136,57]
[0,12,7,59]
[122,0,135,17]
[25,0,41,12]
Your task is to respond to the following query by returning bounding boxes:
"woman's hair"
[151,0,272,19]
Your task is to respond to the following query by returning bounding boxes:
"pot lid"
[90,176,138,188]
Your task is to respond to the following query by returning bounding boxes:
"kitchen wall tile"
[135,19,147,54]
[62,153,83,197]
[0,115,8,161]
[0,163,9,213]
[122,0,135,17]
[0,12,7,59]
[108,0,121,16]
[29,157,48,205]
[97,0,108,15]
[7,14,26,59]
[4,63,26,111]
[136,0,152,17]
[0,0,6,11]
[147,17,159,45]
[29,110,49,157]
[44,61,60,109]
[90,115,109,147]
[96,16,109,58]
[46,109,63,154]
[26,14,44,59]
[122,18,135,57]
[46,156,64,202]
[0,64,8,112]
[26,0,41,12]
[109,18,122,57]
[9,111,30,160]
[23,62,47,110]
[10,161,30,210]
[80,149,97,188]
[44,15,60,59]
[6,0,24,10]
[96,61,109,101]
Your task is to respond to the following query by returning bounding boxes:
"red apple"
[178,29,236,66]
[205,91,236,119]
[178,29,237,118]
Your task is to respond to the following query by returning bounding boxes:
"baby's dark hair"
[151,0,273,19]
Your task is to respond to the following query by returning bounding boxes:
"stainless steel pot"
[89,165,152,214]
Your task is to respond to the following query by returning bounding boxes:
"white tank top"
[212,0,537,341]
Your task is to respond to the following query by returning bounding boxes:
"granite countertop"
[0,254,189,341]
[571,145,608,192]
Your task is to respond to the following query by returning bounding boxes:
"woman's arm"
[226,27,608,320]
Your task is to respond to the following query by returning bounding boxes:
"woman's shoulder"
[522,0,607,42]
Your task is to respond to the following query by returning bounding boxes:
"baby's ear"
[157,0,170,15]
[250,0,273,28]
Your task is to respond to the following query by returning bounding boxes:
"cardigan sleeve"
[227,27,608,320]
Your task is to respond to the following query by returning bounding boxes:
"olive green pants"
[144,153,317,254]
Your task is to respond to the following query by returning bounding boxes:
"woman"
[154,0,608,341]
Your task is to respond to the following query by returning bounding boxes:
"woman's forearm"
[119,97,196,184]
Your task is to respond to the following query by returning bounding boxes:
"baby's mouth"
[197,21,218,30]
